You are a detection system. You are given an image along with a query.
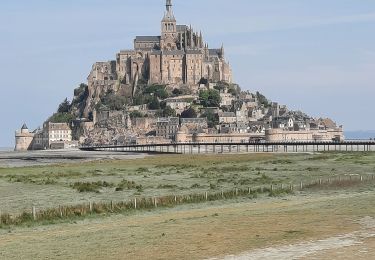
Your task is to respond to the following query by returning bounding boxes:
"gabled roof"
[176,25,188,32]
[21,123,28,130]
[163,50,185,55]
[135,36,161,42]
[209,49,221,56]
[186,49,203,55]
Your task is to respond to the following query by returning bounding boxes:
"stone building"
[14,124,35,151]
[265,128,344,142]
[156,117,179,140]
[15,122,74,150]
[118,0,232,87]
[84,0,232,117]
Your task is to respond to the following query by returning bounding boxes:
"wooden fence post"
[174,195,177,203]
[300,181,303,190]
[134,198,137,209]
[154,198,157,208]
[89,202,93,213]
[32,206,37,221]
[205,192,208,201]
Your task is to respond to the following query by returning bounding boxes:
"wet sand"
[0,149,147,168]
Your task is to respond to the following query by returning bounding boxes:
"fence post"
[111,201,114,211]
[290,184,293,191]
[221,190,224,199]
[174,195,177,203]
[59,206,63,217]
[154,198,157,208]
[89,202,93,213]
[248,187,251,194]
[300,181,303,190]
[360,176,363,182]
[270,185,274,192]
[205,192,208,201]
[32,206,37,221]
[235,188,238,196]
[134,198,137,209]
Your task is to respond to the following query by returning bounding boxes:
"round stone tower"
[14,123,34,151]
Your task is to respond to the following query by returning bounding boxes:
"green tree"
[201,111,219,128]
[144,85,169,99]
[48,112,74,124]
[172,88,183,96]
[256,91,270,107]
[148,97,161,110]
[101,91,128,110]
[199,89,221,107]
[163,106,176,117]
[181,107,197,118]
[57,98,71,113]
[129,111,144,119]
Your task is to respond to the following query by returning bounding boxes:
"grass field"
[0,152,375,259]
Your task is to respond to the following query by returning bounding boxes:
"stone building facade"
[14,124,35,151]
[84,0,232,117]
[117,0,232,87]
[15,123,73,151]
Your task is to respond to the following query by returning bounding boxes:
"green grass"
[0,152,375,216]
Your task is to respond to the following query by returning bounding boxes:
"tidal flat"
[0,152,375,259]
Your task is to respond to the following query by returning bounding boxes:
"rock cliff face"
[82,61,133,118]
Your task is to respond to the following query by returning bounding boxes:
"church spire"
[162,0,175,22]
[166,0,172,12]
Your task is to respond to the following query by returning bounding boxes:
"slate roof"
[186,49,203,55]
[209,49,221,56]
[163,50,185,55]
[135,36,161,42]
[176,25,188,32]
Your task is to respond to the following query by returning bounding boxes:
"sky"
[0,0,374,147]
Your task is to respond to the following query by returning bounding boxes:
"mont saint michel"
[2,1,375,260]
[15,0,343,151]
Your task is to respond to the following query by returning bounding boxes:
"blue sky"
[0,0,374,147]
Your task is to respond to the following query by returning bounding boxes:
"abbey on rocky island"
[86,0,232,114]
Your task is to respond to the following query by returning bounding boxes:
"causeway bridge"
[79,141,375,154]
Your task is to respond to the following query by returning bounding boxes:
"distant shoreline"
[0,147,12,152]
[345,131,375,140]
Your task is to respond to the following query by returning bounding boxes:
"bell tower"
[161,0,177,50]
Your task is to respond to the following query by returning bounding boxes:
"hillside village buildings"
[15,123,76,151]
[15,0,344,151]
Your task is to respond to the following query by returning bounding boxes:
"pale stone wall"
[265,128,344,142]
[176,132,264,143]
[14,130,34,151]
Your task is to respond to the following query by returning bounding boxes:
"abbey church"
[88,0,232,98]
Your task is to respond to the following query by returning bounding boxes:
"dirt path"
[214,217,375,260]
